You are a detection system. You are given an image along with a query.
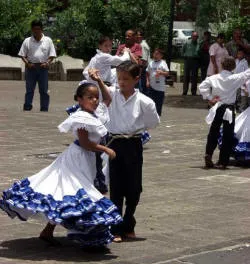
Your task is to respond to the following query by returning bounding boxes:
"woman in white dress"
[0,81,122,247]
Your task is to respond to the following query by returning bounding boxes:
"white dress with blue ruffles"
[233,107,250,161]
[0,107,122,246]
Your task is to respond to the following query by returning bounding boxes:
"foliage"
[47,0,171,60]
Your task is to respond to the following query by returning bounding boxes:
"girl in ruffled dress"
[231,105,250,162]
[0,80,122,247]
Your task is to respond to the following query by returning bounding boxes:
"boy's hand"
[105,147,116,160]
[208,96,220,106]
[88,68,100,81]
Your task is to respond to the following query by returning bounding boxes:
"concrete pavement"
[0,81,250,264]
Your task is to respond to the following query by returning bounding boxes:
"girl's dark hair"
[116,61,140,78]
[31,20,43,29]
[99,35,112,45]
[74,82,97,101]
[217,33,225,39]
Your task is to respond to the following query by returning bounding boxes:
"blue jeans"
[149,87,165,116]
[24,66,49,110]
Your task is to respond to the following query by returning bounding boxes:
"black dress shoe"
[40,108,48,112]
[23,104,32,111]
[204,154,214,168]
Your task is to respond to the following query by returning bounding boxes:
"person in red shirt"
[116,29,142,64]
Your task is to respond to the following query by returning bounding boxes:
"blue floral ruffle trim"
[218,130,250,161]
[233,141,250,161]
[0,178,122,245]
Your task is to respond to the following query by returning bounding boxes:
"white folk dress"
[0,107,122,246]
[233,107,250,161]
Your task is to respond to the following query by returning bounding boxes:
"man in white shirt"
[136,30,150,95]
[18,20,56,111]
[199,56,250,169]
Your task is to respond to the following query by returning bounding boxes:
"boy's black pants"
[206,104,235,166]
[109,136,143,235]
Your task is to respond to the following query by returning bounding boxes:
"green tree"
[48,0,170,60]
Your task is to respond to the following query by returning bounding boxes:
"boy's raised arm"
[88,68,112,107]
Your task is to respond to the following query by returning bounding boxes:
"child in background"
[146,48,169,116]
[0,81,121,248]
[234,48,249,112]
[83,36,131,87]
[89,62,160,242]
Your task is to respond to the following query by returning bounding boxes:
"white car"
[172,29,193,48]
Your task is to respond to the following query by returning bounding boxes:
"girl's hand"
[105,147,116,160]
[88,68,100,81]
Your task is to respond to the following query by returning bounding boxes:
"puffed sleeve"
[58,111,107,137]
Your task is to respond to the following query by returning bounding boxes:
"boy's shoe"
[23,104,32,111]
[204,154,214,168]
[123,231,136,239]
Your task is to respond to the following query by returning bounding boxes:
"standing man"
[226,28,250,58]
[182,31,200,96]
[199,31,213,81]
[19,20,56,111]
[136,30,151,95]
[116,29,142,64]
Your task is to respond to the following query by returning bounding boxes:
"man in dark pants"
[18,20,56,111]
[199,31,213,81]
[182,31,200,96]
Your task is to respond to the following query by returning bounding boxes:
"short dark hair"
[136,29,144,37]
[125,29,136,36]
[116,61,140,78]
[74,82,98,101]
[237,47,245,53]
[31,20,43,29]
[221,56,236,71]
[98,35,112,45]
[154,48,165,57]
[217,33,225,39]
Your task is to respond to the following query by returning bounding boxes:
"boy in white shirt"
[146,48,169,116]
[89,61,160,242]
[199,56,250,169]
[234,48,249,112]
[83,36,130,86]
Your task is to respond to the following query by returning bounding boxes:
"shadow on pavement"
[165,95,208,109]
[0,237,118,262]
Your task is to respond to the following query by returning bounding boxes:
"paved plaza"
[0,80,250,264]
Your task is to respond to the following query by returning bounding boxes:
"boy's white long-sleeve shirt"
[199,69,250,104]
[83,49,130,85]
[106,86,160,134]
